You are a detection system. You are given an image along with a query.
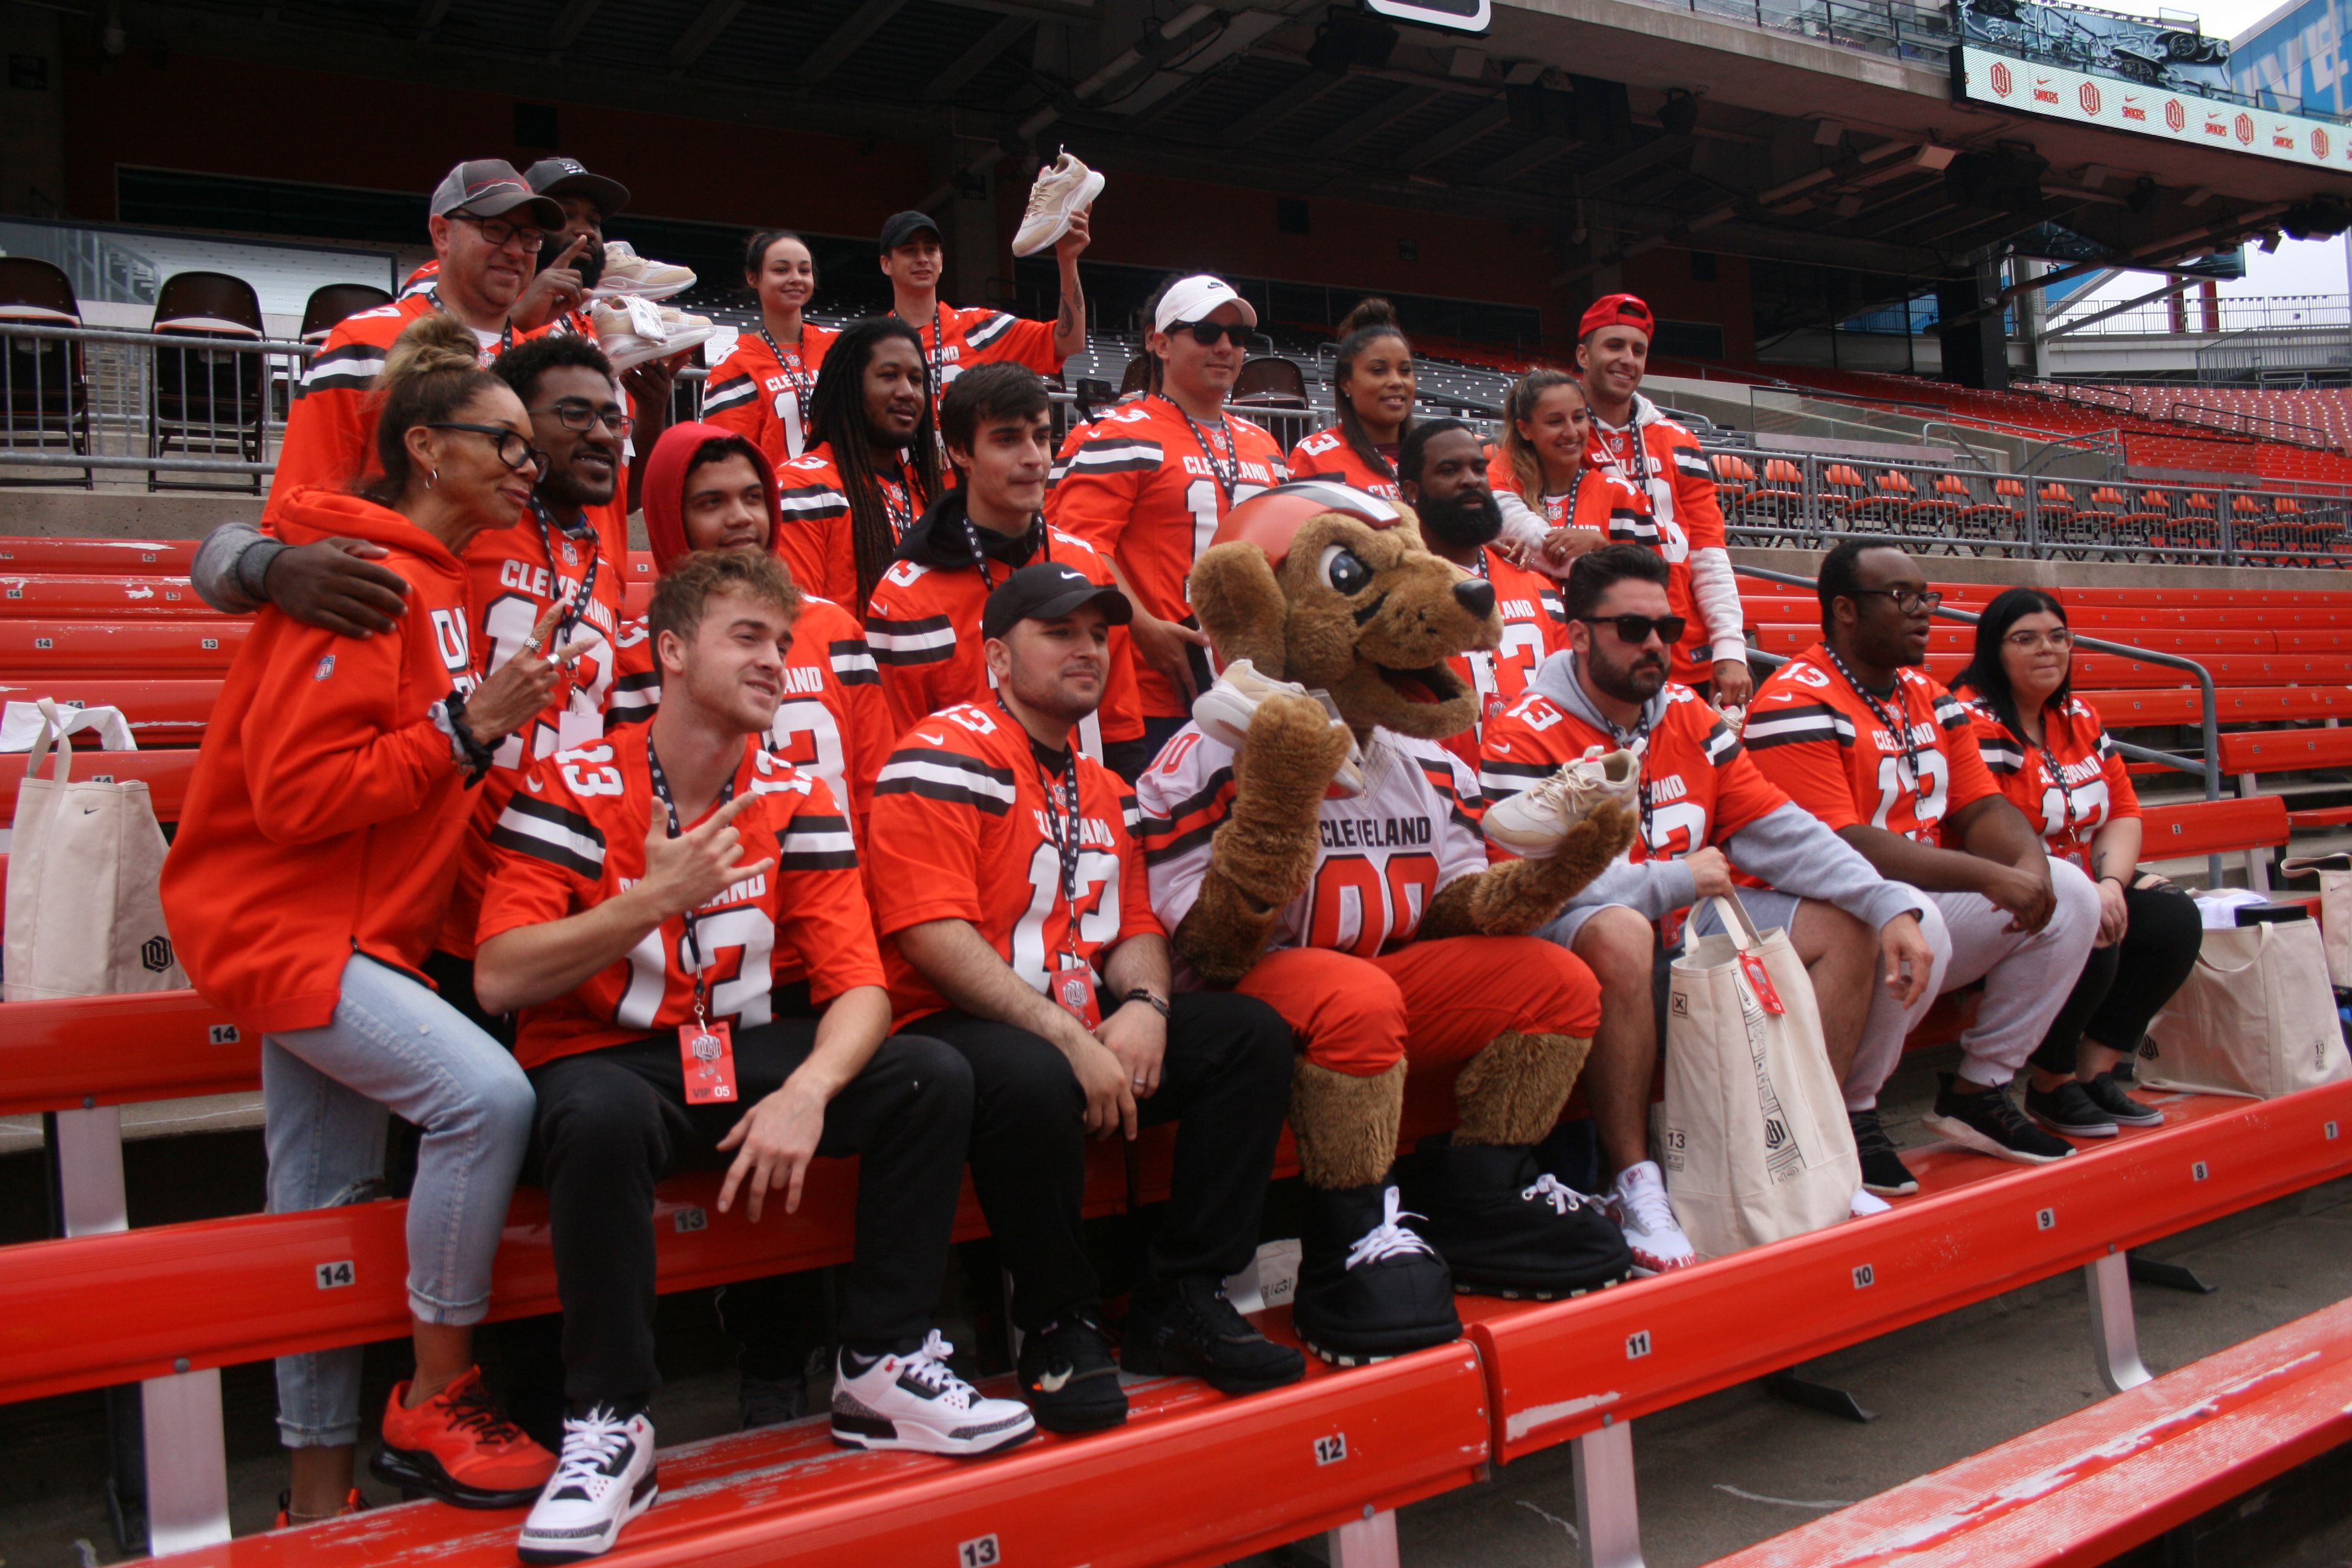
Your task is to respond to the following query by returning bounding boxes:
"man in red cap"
[1575,293,1749,710]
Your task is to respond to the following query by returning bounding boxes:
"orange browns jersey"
[867,701,1160,1027]
[1587,409,1727,687]
[269,295,546,528]
[1478,682,1786,865]
[1496,465,1648,536]
[773,441,926,609]
[864,526,1142,746]
[603,595,890,843]
[1953,687,2137,873]
[479,736,883,1070]
[1136,725,1488,970]
[438,503,637,957]
[1285,427,1401,499]
[918,304,1063,417]
[1439,546,1566,771]
[699,324,837,466]
[1743,643,1999,846]
[1045,396,1289,720]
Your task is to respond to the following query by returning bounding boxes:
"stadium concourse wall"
[11,489,2350,598]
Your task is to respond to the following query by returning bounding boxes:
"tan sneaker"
[1481,745,1639,859]
[1012,151,1106,258]
[589,240,695,300]
[1192,659,1364,797]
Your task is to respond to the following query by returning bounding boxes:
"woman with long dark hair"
[1286,298,1414,497]
[769,315,941,609]
[701,230,837,465]
[1951,587,2201,1137]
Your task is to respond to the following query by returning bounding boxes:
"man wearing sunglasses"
[1048,274,1289,756]
[1479,544,1935,1273]
[1744,538,2100,1188]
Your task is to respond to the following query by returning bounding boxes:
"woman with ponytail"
[1287,297,1415,497]
[700,230,838,464]
[770,315,940,609]
[162,313,580,1525]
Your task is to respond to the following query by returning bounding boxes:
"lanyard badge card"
[678,959,740,1105]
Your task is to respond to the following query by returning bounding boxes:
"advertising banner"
[1959,43,2352,169]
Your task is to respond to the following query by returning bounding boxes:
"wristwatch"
[1120,988,1171,1019]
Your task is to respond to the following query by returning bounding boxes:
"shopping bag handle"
[1707,893,1767,953]
[2194,922,2267,977]
[23,697,74,784]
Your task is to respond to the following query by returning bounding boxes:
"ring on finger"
[521,636,544,655]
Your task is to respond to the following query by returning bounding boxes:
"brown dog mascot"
[1135,483,1637,1365]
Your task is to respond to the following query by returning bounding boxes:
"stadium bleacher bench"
[0,748,197,826]
[1705,1293,2352,1567]
[0,679,220,745]
[0,538,198,573]
[2216,727,2352,776]
[0,621,247,678]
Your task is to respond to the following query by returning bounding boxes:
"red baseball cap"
[1579,293,1655,341]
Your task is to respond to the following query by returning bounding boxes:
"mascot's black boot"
[1416,1142,1634,1301]
[1291,1183,1460,1367]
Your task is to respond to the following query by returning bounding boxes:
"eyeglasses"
[1849,587,1944,616]
[534,400,635,437]
[449,211,546,251]
[2004,627,2073,650]
[425,422,550,475]
[1172,319,1250,348]
[1579,613,1687,646]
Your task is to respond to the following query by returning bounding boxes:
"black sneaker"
[1924,1073,2076,1165]
[2025,1079,2117,1139]
[1413,1142,1633,1300]
[1122,1273,1305,1395]
[1016,1315,1126,1433]
[1849,1109,1919,1196]
[2083,1071,2165,1128]
[1292,1184,1461,1367]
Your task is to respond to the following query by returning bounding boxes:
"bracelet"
[1120,988,1171,1019]
[2098,874,2128,889]
[436,691,498,777]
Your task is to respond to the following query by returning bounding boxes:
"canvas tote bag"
[2281,853,2352,987]
[3,697,186,1000]
[2140,914,2350,1099]
[1661,893,1860,1259]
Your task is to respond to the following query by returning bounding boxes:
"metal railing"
[1706,449,2351,567]
[2197,324,2352,385]
[1642,0,1958,68]
[2167,400,2339,451]
[2041,292,2352,339]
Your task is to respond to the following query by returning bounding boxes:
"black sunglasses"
[1172,319,1250,347]
[426,422,550,475]
[1579,613,1687,646]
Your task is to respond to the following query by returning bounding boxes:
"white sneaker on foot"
[1192,658,1365,797]
[516,1408,658,1564]
[1605,1160,1695,1275]
[1482,745,1641,859]
[1849,1186,1892,1218]
[1011,151,1106,258]
[830,1331,1036,1457]
[590,241,696,300]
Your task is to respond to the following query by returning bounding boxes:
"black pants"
[2031,883,2204,1075]
[528,1022,971,1407]
[922,991,1294,1332]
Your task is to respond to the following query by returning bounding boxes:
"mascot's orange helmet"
[1212,482,1404,567]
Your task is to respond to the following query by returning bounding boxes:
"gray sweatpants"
[1689,858,2100,1111]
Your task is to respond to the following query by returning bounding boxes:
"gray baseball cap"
[429,160,565,229]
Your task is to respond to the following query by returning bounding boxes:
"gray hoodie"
[1514,651,1923,934]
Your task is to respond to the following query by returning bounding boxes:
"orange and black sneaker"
[370,1365,557,1509]
[273,1488,367,1529]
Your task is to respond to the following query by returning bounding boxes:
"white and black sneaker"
[1849,1109,1919,1197]
[1925,1073,2076,1165]
[515,1407,658,1564]
[830,1331,1036,1457]
[2025,1079,2117,1140]
[2083,1071,2165,1128]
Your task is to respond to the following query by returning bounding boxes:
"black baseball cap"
[522,157,630,218]
[982,563,1132,641]
[879,210,944,252]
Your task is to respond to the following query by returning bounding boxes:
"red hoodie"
[162,487,486,1034]
[610,423,892,843]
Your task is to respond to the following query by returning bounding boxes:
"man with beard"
[1478,545,1936,1272]
[1396,419,1569,769]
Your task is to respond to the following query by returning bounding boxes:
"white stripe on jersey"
[495,801,607,871]
[877,754,1021,806]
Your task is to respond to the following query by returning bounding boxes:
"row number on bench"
[1852,1263,1875,1290]
[1625,1330,1653,1360]
[207,1024,240,1045]
[2036,1207,2056,1232]
[315,1260,354,1290]
[1314,1432,1348,1466]
[674,1207,708,1234]
[2192,1160,2210,1182]
[958,1533,1001,1568]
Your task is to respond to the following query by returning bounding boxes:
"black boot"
[1123,1273,1305,1394]
[1290,1184,1459,1367]
[1416,1142,1633,1300]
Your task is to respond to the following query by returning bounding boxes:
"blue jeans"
[263,953,536,1448]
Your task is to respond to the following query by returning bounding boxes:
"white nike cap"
[1154,274,1258,334]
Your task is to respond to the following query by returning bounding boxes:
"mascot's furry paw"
[1240,690,1354,804]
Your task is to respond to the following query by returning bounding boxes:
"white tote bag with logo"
[3,697,185,1001]
[2140,915,2350,1099]
[1660,893,1860,1259]
[2281,854,2352,987]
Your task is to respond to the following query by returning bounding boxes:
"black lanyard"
[1178,402,1242,503]
[1826,647,1927,815]
[1008,701,1086,960]
[645,736,737,1025]
[425,286,512,361]
[533,499,600,650]
[2025,713,2079,838]
[1589,682,1657,849]
[959,508,1045,590]
[1599,417,1648,492]
[757,324,816,412]
[1546,468,1586,529]
[878,468,915,541]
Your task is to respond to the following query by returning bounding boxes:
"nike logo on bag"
[1037,1368,1073,1392]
